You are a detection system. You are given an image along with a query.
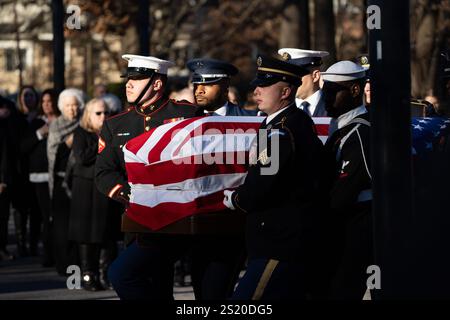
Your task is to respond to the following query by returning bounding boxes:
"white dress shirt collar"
[296,89,322,115]
[203,102,228,116]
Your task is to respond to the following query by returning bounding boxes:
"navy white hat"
[277,48,329,68]
[251,55,309,87]
[121,54,174,78]
[322,61,366,82]
[187,58,238,84]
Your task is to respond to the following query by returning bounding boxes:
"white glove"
[223,190,236,210]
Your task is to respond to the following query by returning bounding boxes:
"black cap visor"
[121,67,155,79]
[250,73,283,87]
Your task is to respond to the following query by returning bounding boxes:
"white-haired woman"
[68,98,121,291]
[47,87,84,275]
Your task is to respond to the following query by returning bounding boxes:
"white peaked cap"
[321,61,366,82]
[122,54,174,75]
[278,48,329,66]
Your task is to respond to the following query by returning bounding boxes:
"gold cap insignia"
[257,56,262,67]
[282,52,291,61]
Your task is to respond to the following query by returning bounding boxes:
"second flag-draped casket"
[122,115,264,234]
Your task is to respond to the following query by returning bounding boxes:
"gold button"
[145,126,150,131]
[150,105,155,111]
[145,116,151,121]
[140,108,144,112]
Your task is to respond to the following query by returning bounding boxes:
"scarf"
[47,115,79,198]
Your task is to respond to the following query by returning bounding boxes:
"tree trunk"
[314,0,336,64]
[13,2,23,89]
[137,0,150,56]
[52,0,65,94]
[279,0,310,49]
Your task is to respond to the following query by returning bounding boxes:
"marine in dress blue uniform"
[95,54,200,300]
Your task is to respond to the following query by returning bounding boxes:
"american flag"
[123,115,330,230]
[412,117,450,155]
[123,114,450,230]
[123,116,262,230]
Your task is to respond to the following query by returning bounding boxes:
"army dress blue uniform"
[224,55,324,300]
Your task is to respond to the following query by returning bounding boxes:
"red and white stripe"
[124,115,330,230]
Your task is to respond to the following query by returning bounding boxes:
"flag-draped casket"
[123,116,264,232]
[122,113,450,234]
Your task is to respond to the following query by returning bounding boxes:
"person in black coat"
[223,55,324,300]
[69,98,119,291]
[13,86,41,257]
[47,88,84,276]
[0,95,19,261]
[20,88,60,265]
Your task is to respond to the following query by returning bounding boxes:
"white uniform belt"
[357,189,372,202]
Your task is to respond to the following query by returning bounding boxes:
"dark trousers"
[0,190,10,249]
[231,258,306,300]
[191,235,245,300]
[328,211,373,300]
[108,236,189,300]
[34,182,52,264]
[52,177,78,275]
[11,182,42,255]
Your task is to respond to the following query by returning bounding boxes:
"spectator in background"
[0,95,18,261]
[94,84,108,98]
[69,98,119,291]
[242,89,258,111]
[15,86,41,257]
[20,89,60,266]
[47,88,84,275]
[102,93,123,116]
[227,86,240,106]
[17,86,39,121]
[170,86,195,103]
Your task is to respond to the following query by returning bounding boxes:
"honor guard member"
[186,58,255,299]
[278,48,329,117]
[95,54,200,300]
[222,55,324,300]
[321,61,373,300]
[187,58,257,116]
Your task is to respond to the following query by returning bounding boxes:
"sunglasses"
[94,111,109,116]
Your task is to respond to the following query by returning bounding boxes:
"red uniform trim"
[105,107,133,120]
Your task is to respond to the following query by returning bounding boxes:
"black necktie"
[301,101,311,116]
